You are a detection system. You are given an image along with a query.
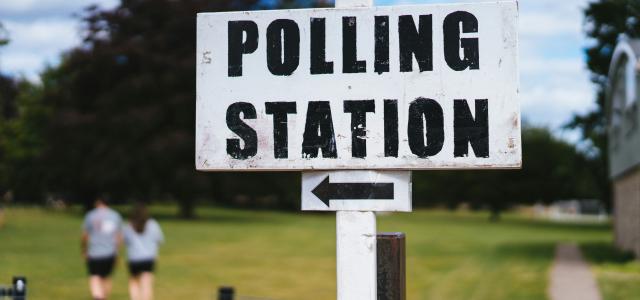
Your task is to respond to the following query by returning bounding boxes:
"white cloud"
[3,19,79,51]
[0,18,80,79]
[0,0,119,19]
[519,11,582,37]
[521,57,586,75]
[0,53,45,81]
[520,52,596,130]
[0,0,119,79]
[521,79,596,128]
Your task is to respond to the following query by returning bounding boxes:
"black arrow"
[311,176,394,207]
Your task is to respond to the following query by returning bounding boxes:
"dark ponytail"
[130,202,149,233]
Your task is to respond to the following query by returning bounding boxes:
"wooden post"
[377,233,406,300]
[218,286,234,300]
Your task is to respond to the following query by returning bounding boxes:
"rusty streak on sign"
[196,2,520,171]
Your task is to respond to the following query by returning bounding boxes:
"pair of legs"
[89,275,112,300]
[87,256,116,300]
[128,272,154,300]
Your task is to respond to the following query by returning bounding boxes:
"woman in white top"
[124,203,164,300]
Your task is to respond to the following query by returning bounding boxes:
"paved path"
[549,243,602,300]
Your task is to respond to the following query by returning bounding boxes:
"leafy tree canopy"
[0,22,9,47]
[413,125,600,220]
[37,0,327,215]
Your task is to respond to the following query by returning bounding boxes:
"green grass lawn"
[0,206,637,300]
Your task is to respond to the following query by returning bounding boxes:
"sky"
[0,0,119,79]
[0,0,596,136]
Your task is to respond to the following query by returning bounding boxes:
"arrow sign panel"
[302,171,411,212]
[312,176,395,207]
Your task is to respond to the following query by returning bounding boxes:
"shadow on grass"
[502,217,610,232]
[580,242,635,265]
[405,211,610,233]
[64,205,330,226]
[494,241,557,262]
[149,209,287,225]
[151,212,265,223]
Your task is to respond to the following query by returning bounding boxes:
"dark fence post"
[218,286,234,300]
[12,277,26,300]
[377,232,406,300]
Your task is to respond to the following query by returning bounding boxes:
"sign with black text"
[196,2,520,171]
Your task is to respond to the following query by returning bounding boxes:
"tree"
[0,22,8,47]
[0,81,49,201]
[38,0,327,216]
[567,0,640,208]
[0,22,49,202]
[0,22,18,198]
[412,126,600,221]
[0,22,15,120]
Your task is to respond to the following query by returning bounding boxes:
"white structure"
[533,200,607,222]
[607,36,640,258]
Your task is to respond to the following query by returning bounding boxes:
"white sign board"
[196,2,520,171]
[302,171,411,211]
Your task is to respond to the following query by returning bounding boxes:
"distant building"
[532,200,607,222]
[607,36,640,257]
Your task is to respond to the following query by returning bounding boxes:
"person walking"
[123,203,164,300]
[81,195,123,300]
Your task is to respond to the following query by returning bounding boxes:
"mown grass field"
[0,206,638,300]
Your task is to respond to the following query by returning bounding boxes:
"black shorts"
[128,260,155,276]
[87,256,116,278]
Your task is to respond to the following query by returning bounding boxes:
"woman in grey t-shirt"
[124,203,164,300]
